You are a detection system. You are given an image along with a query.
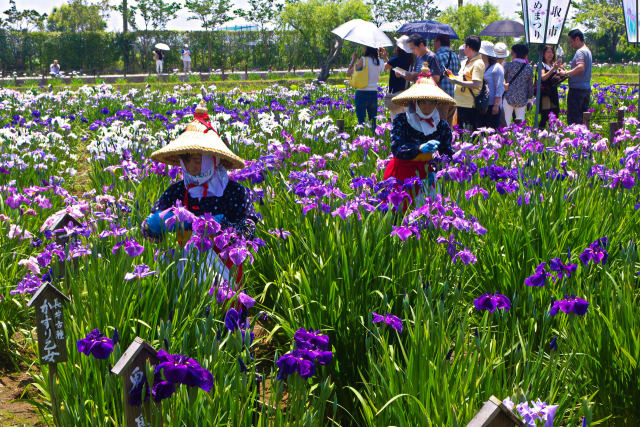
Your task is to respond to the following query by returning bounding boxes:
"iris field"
[1,80,639,425]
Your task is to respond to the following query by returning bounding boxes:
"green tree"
[2,0,47,32]
[573,0,623,59]
[281,0,371,81]
[234,0,285,69]
[130,0,182,71]
[46,0,108,32]
[369,0,440,26]
[440,2,503,46]
[185,0,234,68]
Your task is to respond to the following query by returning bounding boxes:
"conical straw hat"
[392,64,455,106]
[150,101,245,169]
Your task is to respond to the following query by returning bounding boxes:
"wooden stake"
[112,338,159,427]
[583,111,592,128]
[336,119,344,132]
[27,283,70,426]
[466,395,524,427]
[609,121,620,146]
[617,108,625,126]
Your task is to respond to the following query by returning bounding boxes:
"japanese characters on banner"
[624,0,638,43]
[523,0,571,45]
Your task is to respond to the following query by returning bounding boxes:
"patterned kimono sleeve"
[390,114,421,160]
[222,184,260,240]
[151,182,183,213]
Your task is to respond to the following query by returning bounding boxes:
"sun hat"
[395,35,412,54]
[479,40,496,58]
[150,101,245,169]
[391,65,455,106]
[494,42,508,58]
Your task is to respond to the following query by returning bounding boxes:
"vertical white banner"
[524,0,570,45]
[545,0,571,45]
[623,0,638,43]
[525,0,548,43]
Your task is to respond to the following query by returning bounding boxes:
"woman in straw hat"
[141,101,259,286]
[142,101,259,242]
[384,65,454,205]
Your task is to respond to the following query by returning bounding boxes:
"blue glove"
[145,212,167,235]
[420,140,440,153]
[213,214,225,223]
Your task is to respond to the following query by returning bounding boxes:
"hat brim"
[150,129,245,169]
[392,83,455,106]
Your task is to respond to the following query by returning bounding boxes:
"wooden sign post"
[42,211,81,246]
[111,337,159,427]
[27,283,71,426]
[583,111,592,129]
[336,119,345,132]
[609,121,621,147]
[466,396,524,427]
[617,108,625,127]
[467,396,524,427]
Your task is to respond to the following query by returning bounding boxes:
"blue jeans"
[355,90,378,130]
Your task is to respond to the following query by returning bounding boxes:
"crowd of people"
[347,29,593,131]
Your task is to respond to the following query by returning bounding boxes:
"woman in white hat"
[381,36,414,120]
[181,44,192,74]
[478,41,504,129]
[384,65,455,207]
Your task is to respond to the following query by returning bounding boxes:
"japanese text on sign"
[523,0,570,45]
[40,298,65,363]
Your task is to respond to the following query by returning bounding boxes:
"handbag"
[349,57,369,89]
[472,80,490,115]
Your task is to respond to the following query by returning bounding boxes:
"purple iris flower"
[77,329,114,359]
[11,273,43,295]
[276,351,316,380]
[294,328,330,351]
[579,237,608,266]
[525,262,553,287]
[124,264,157,281]
[391,225,419,242]
[515,399,558,427]
[473,293,511,313]
[155,349,214,392]
[436,234,461,258]
[548,251,577,280]
[465,186,489,200]
[453,248,477,265]
[372,312,403,333]
[549,295,589,316]
[112,239,144,257]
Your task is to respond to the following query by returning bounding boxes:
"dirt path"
[0,370,43,426]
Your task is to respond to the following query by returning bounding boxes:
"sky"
[5,0,522,32]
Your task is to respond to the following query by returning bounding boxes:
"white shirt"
[360,56,385,92]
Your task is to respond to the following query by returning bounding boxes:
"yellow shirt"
[454,55,485,108]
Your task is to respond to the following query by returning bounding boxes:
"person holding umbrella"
[433,34,460,125]
[154,48,164,74]
[404,34,442,85]
[347,46,386,131]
